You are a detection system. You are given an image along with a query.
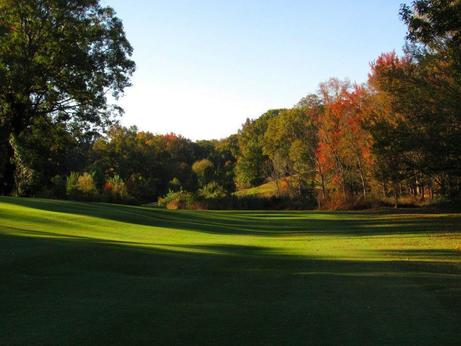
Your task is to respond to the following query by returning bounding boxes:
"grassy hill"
[234,178,292,197]
[1,196,460,345]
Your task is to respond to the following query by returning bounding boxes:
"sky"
[105,0,411,140]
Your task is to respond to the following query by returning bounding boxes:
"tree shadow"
[378,249,461,262]
[2,197,461,238]
[1,231,460,345]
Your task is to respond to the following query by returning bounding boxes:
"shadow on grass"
[2,197,461,238]
[378,249,461,262]
[1,231,461,345]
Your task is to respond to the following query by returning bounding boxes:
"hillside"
[234,178,293,198]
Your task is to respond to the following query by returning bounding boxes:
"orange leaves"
[371,51,411,72]
[103,182,113,191]
[369,51,413,89]
[163,132,179,141]
[314,79,374,195]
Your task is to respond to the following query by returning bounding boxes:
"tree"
[192,159,214,187]
[7,117,90,195]
[368,1,461,200]
[400,0,461,53]
[196,136,238,193]
[235,110,282,188]
[0,0,135,194]
[295,93,322,110]
[401,0,461,198]
[263,108,318,197]
[89,127,196,202]
[316,79,374,201]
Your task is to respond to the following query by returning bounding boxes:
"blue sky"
[105,0,410,140]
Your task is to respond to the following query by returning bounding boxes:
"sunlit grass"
[1,197,460,345]
[1,198,459,261]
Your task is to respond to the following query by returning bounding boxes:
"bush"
[66,172,80,198]
[66,172,97,201]
[158,190,197,209]
[126,174,159,203]
[198,182,227,199]
[103,175,129,202]
[77,173,97,194]
[157,190,316,210]
[168,177,182,192]
[50,175,67,198]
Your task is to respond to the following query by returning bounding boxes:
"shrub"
[168,177,182,192]
[66,172,97,201]
[66,172,80,198]
[77,173,97,194]
[157,191,316,210]
[198,182,227,199]
[103,175,128,202]
[126,174,159,203]
[158,190,197,209]
[50,175,67,198]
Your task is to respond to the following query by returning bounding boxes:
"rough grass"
[234,178,292,197]
[1,196,460,345]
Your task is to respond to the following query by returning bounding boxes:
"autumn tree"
[366,0,461,202]
[316,79,374,202]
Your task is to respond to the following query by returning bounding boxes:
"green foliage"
[77,173,96,195]
[263,108,318,197]
[295,93,322,110]
[0,0,135,194]
[5,118,90,197]
[66,172,80,195]
[369,0,461,201]
[235,110,282,188]
[198,182,228,199]
[157,190,196,209]
[90,126,199,202]
[168,177,182,192]
[66,172,97,201]
[1,0,460,208]
[49,175,67,199]
[192,159,215,187]
[126,174,159,203]
[103,175,128,202]
[9,135,39,196]
[400,0,461,52]
[196,136,238,193]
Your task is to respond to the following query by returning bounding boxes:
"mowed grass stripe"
[0,197,460,345]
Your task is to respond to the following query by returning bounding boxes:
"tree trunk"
[0,131,15,195]
[392,181,399,208]
[316,159,327,201]
[357,158,367,199]
[420,183,425,202]
[382,181,387,199]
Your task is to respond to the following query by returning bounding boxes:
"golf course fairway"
[1,197,460,345]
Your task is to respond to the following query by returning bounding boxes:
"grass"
[1,196,460,345]
[234,178,291,197]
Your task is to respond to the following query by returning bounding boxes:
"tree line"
[0,0,460,208]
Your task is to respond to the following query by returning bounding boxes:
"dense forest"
[1,0,460,209]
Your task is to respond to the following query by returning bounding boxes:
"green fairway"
[1,197,460,345]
